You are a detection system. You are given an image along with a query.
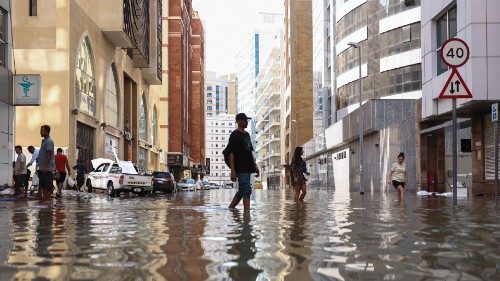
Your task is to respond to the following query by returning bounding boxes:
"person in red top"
[54,148,71,198]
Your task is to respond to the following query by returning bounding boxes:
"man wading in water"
[225,113,260,210]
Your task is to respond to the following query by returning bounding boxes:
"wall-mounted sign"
[105,134,119,156]
[13,75,41,106]
[167,154,183,166]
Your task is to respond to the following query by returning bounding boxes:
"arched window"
[139,94,147,141]
[105,64,119,128]
[75,36,96,116]
[151,106,158,145]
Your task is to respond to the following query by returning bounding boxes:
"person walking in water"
[13,146,28,198]
[36,125,55,203]
[54,148,71,198]
[226,113,260,210]
[388,152,408,202]
[290,146,309,202]
[73,159,87,192]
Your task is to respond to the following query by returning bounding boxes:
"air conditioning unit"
[404,0,416,7]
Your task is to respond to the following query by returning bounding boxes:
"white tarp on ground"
[417,189,468,197]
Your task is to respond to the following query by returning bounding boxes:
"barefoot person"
[388,152,408,202]
[226,113,260,210]
[13,146,28,198]
[36,125,55,203]
[290,146,309,202]
[54,148,71,198]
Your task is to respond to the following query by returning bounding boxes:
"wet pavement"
[1,188,500,281]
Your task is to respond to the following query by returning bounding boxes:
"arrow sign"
[438,68,473,99]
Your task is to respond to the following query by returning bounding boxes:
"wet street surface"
[1,188,500,281]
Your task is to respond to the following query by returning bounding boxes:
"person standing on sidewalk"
[388,152,408,202]
[36,125,55,203]
[226,113,260,210]
[290,146,309,202]
[54,148,71,198]
[14,146,28,197]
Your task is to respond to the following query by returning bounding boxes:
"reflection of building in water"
[157,197,209,280]
[251,189,291,279]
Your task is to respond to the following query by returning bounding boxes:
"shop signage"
[167,154,182,166]
[105,134,119,155]
[13,74,41,105]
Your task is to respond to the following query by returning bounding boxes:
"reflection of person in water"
[228,210,262,280]
[34,206,55,261]
[285,203,312,279]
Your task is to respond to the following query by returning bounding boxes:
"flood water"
[1,188,500,281]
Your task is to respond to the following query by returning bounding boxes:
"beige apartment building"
[281,0,313,184]
[256,47,281,189]
[12,0,168,173]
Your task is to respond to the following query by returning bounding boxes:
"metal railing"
[156,0,162,81]
[123,0,150,64]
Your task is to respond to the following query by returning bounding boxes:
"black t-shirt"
[226,130,256,173]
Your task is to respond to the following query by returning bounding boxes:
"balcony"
[101,0,153,69]
[143,0,162,84]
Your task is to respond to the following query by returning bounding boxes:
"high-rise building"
[12,0,166,174]
[204,114,235,185]
[281,0,314,184]
[256,47,281,189]
[168,0,206,180]
[236,12,283,117]
[0,0,14,185]
[303,0,422,190]
[220,73,237,115]
[205,71,230,116]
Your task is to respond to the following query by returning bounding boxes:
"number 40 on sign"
[438,38,473,99]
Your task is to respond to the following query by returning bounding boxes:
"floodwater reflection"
[1,189,500,280]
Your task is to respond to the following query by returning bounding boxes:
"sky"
[192,0,283,75]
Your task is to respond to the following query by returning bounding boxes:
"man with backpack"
[223,113,260,210]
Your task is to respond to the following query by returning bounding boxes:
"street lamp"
[348,42,364,195]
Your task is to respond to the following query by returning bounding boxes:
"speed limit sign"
[440,38,470,68]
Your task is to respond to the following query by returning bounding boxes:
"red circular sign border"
[440,37,470,68]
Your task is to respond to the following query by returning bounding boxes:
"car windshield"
[153,172,171,178]
[186,179,195,184]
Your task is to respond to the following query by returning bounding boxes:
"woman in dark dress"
[290,146,309,202]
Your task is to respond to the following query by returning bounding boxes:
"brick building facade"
[168,0,205,180]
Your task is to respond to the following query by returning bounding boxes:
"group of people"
[12,125,88,202]
[224,113,408,210]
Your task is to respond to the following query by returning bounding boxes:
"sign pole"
[494,103,499,198]
[452,99,458,206]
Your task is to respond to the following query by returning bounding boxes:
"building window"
[0,8,6,68]
[151,106,158,145]
[105,64,119,128]
[139,94,147,141]
[138,148,147,173]
[75,37,96,116]
[436,6,457,75]
[29,0,37,16]
[207,85,212,91]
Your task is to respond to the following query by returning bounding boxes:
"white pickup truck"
[86,158,153,197]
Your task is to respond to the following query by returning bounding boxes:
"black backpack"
[222,146,230,168]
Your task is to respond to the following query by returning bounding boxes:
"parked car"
[224,181,234,189]
[210,182,219,189]
[202,180,211,190]
[86,158,153,197]
[177,179,196,191]
[195,180,204,190]
[152,171,176,193]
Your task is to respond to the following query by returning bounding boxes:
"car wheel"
[107,182,115,197]
[86,179,93,193]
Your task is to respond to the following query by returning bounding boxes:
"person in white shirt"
[388,152,408,202]
[14,145,28,197]
[26,145,39,198]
